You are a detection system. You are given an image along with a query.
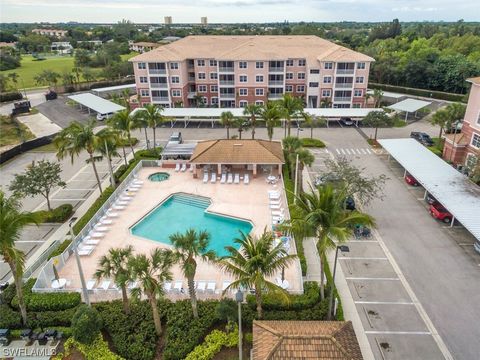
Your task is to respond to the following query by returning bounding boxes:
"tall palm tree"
[169,229,216,319]
[108,110,137,156]
[301,112,326,139]
[0,192,41,325]
[279,94,303,137]
[121,89,132,111]
[54,120,108,193]
[260,102,282,141]
[131,110,150,149]
[320,98,332,108]
[282,136,302,178]
[234,118,250,140]
[129,248,174,336]
[372,89,383,108]
[220,230,296,318]
[243,103,262,139]
[288,185,375,300]
[96,128,120,183]
[95,246,133,314]
[220,111,234,139]
[294,148,315,192]
[430,109,450,139]
[139,104,164,149]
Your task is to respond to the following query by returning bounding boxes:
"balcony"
[219,93,235,99]
[268,93,283,100]
[150,83,168,89]
[188,77,195,82]
[219,67,234,73]
[333,97,351,102]
[335,83,353,89]
[269,67,284,73]
[219,80,235,86]
[336,69,354,75]
[149,69,167,75]
[152,97,169,102]
[268,81,284,86]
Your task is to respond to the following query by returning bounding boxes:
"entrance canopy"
[68,93,125,114]
[379,138,480,241]
[387,99,431,113]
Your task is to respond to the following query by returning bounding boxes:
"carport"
[161,142,197,160]
[68,93,125,116]
[91,84,136,97]
[366,89,406,103]
[379,138,480,251]
[387,99,431,122]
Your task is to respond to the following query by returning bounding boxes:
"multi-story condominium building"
[130,35,374,109]
[443,77,480,172]
[32,28,68,37]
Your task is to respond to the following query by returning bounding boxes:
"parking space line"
[345,277,399,281]
[366,149,372,154]
[361,149,367,154]
[336,149,341,154]
[365,331,431,335]
[355,301,414,305]
[340,257,388,260]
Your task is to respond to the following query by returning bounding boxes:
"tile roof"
[129,35,374,64]
[189,139,284,164]
[252,320,363,360]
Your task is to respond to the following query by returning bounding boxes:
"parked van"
[96,112,114,121]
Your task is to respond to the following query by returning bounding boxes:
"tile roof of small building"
[130,35,374,64]
[252,320,363,360]
[189,139,284,164]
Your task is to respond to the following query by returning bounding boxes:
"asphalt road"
[36,96,98,128]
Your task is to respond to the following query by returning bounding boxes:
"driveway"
[36,96,98,128]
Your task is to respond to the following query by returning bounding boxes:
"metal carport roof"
[161,142,197,158]
[68,93,125,114]
[379,138,480,241]
[91,83,136,94]
[387,99,431,113]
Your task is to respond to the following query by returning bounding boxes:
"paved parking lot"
[36,96,99,128]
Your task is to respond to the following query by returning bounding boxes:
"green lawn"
[2,52,138,89]
[0,115,35,147]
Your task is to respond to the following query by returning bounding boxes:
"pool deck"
[57,167,304,300]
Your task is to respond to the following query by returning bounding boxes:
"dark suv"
[410,132,434,146]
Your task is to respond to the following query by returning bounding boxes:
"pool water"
[148,172,170,182]
[130,193,252,257]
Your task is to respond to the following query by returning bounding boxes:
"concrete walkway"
[16,113,62,137]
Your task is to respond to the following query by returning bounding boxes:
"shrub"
[34,204,74,223]
[134,147,162,160]
[185,327,238,360]
[0,282,16,305]
[73,186,114,234]
[118,137,138,147]
[301,138,326,148]
[48,239,72,260]
[72,305,103,345]
[113,164,128,182]
[0,304,22,328]
[428,146,443,157]
[0,91,23,103]
[58,334,124,360]
[369,82,466,103]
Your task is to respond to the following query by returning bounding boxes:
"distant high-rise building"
[201,17,208,25]
[164,16,172,25]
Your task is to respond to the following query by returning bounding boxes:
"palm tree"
[54,120,108,193]
[279,94,304,137]
[260,102,282,141]
[320,98,332,109]
[95,246,133,314]
[301,112,327,139]
[71,67,82,84]
[169,229,216,319]
[288,185,375,300]
[129,248,174,336]
[0,192,41,325]
[108,110,137,156]
[131,110,150,149]
[220,111,234,139]
[140,104,164,149]
[282,136,302,178]
[372,89,383,108]
[294,148,315,192]
[121,89,132,111]
[243,103,262,139]
[430,109,450,139]
[234,118,250,140]
[220,230,296,318]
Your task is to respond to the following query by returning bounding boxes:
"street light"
[69,217,90,307]
[327,245,349,320]
[235,289,244,360]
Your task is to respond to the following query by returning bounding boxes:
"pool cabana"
[189,139,285,178]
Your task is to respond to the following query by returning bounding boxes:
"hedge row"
[185,327,238,360]
[369,82,467,103]
[301,138,326,148]
[56,335,124,360]
[34,204,73,223]
[0,91,23,103]
[48,239,72,260]
[72,186,114,235]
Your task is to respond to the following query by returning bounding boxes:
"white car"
[96,112,114,121]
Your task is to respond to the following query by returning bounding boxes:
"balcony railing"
[268,81,284,86]
[152,96,169,102]
[188,77,195,82]
[149,69,167,75]
[269,67,284,73]
[268,93,283,99]
[333,97,351,102]
[336,69,354,75]
[219,67,234,72]
[219,80,235,86]
[335,83,353,88]
[219,93,235,99]
[150,83,168,89]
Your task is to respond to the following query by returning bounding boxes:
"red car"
[405,174,419,186]
[430,203,453,223]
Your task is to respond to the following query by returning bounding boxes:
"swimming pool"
[130,193,252,257]
[148,172,170,182]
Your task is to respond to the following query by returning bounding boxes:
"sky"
[0,0,478,23]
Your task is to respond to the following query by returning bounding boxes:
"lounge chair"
[116,200,129,206]
[130,183,142,189]
[119,196,131,201]
[90,232,105,238]
[175,163,181,172]
[173,280,183,293]
[86,280,96,290]
[100,218,113,225]
[211,173,216,183]
[94,225,109,232]
[133,179,144,185]
[181,163,187,172]
[227,173,233,184]
[220,173,227,184]
[272,216,284,222]
[207,281,216,293]
[234,173,240,184]
[128,281,138,290]
[271,210,284,216]
[197,281,207,293]
[78,248,93,256]
[244,174,250,184]
[164,282,172,292]
[203,172,209,183]
[83,239,100,245]
[269,194,280,200]
[127,187,139,192]
[106,211,119,217]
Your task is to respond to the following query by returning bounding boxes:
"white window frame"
[197,59,205,66]
[138,62,146,69]
[255,75,264,83]
[298,59,306,66]
[352,103,361,108]
[202,96,208,104]
[210,85,218,92]
[255,100,264,106]
[354,89,363,97]
[171,89,182,97]
[356,76,364,84]
[323,76,332,84]
[309,82,319,88]
[285,85,293,93]
[170,62,179,70]
[197,72,206,80]
[297,72,305,80]
[139,76,148,83]
[324,62,333,70]
[198,85,207,93]
[286,59,294,67]
[357,62,366,69]
[239,100,248,107]
[471,133,480,149]
[211,97,219,105]
[239,75,248,83]
[239,88,248,96]
[209,59,217,67]
[255,88,264,96]
[286,72,293,80]
[297,85,305,92]
[210,72,218,80]
[256,61,264,69]
[171,76,180,84]
[322,89,331,97]
[140,89,149,97]
[239,61,248,69]
[310,69,320,74]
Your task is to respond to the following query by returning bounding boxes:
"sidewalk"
[16,113,62,137]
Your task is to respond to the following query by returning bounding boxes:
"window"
[239,61,247,69]
[140,89,149,97]
[255,100,263,105]
[239,100,248,107]
[138,62,146,69]
[352,103,361,108]
[197,59,205,66]
[198,85,207,93]
[210,72,218,80]
[286,59,294,67]
[324,62,333,70]
[211,97,219,105]
[171,89,181,97]
[170,62,179,70]
[171,76,179,84]
[285,85,293,92]
[209,59,217,67]
[354,89,363,97]
[472,133,480,148]
[297,72,305,80]
[210,85,218,92]
[198,73,206,80]
[310,69,320,74]
[239,88,248,96]
[255,88,264,96]
[256,61,264,69]
[356,76,364,83]
[286,72,293,80]
[323,76,332,84]
[309,82,319,88]
[139,76,148,83]
[297,85,305,92]
[298,59,306,66]
[357,62,366,69]
[256,75,264,83]
[239,75,247,83]
[322,89,331,97]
